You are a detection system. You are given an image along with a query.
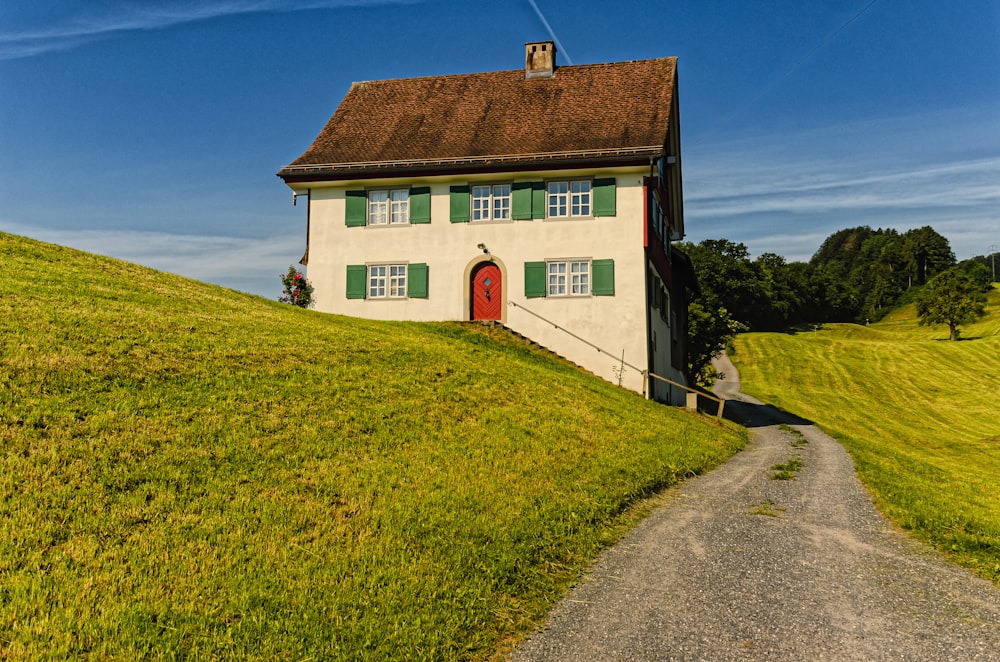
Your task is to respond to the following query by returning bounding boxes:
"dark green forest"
[681,225,996,384]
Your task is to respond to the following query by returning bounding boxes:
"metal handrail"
[507,300,726,421]
[507,300,646,373]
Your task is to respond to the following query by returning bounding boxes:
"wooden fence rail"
[646,371,726,422]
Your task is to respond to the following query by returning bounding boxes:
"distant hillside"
[733,287,1000,584]
[0,232,744,659]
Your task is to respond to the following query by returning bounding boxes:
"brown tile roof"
[279,57,677,180]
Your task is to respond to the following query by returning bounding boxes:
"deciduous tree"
[686,301,748,387]
[915,268,987,341]
[903,226,955,286]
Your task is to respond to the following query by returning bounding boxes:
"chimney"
[525,41,556,79]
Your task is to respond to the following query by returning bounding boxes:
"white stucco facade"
[293,165,681,398]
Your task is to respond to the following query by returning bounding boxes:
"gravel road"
[508,354,1000,661]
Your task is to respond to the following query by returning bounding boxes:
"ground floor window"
[547,260,590,296]
[346,263,428,299]
[525,258,614,298]
[368,264,407,298]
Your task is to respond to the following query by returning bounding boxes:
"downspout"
[643,176,653,401]
[294,189,311,266]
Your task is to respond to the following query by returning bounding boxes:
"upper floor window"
[346,187,429,227]
[471,184,511,221]
[547,260,590,296]
[368,189,409,225]
[547,180,591,218]
[451,178,612,223]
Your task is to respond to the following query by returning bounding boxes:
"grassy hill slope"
[733,287,1000,584]
[0,232,744,659]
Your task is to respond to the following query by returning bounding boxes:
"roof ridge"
[348,56,677,86]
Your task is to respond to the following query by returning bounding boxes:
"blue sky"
[1,0,997,298]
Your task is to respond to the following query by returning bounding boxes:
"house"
[278,42,693,403]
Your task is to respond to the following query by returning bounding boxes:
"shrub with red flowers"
[279,266,315,308]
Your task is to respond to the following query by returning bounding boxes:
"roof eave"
[277,147,665,183]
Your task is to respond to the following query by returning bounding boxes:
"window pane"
[548,261,566,295]
[369,265,386,297]
[570,261,590,295]
[493,184,510,220]
[369,190,388,225]
[548,181,568,217]
[494,197,508,219]
[571,181,591,216]
[472,185,490,221]
[389,264,407,297]
[390,190,408,224]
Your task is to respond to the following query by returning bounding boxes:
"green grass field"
[733,286,1000,584]
[0,233,744,659]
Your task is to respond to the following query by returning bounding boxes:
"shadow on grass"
[780,323,827,335]
[691,392,813,428]
[714,398,814,429]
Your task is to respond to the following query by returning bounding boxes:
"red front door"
[471,263,502,321]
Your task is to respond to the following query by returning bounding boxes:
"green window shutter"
[346,264,367,299]
[450,185,470,223]
[512,182,533,220]
[345,190,367,227]
[592,259,615,296]
[524,261,546,298]
[531,182,546,219]
[593,178,617,217]
[410,187,431,224]
[407,263,428,298]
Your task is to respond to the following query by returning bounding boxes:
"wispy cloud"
[0,222,303,296]
[687,157,1000,218]
[683,111,1000,262]
[0,0,418,61]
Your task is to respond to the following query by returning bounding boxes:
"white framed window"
[368,264,407,298]
[571,180,591,217]
[547,180,591,218]
[547,260,590,296]
[471,184,511,221]
[368,189,409,225]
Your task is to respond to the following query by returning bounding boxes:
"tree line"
[681,225,995,385]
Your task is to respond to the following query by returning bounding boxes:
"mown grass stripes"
[733,286,1000,583]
